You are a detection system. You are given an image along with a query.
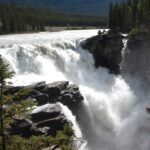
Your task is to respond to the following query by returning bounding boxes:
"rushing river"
[0,30,150,150]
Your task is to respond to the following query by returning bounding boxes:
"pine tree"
[0,55,14,150]
[108,0,150,32]
[109,2,113,28]
[0,55,35,150]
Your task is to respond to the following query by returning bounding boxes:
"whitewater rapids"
[0,30,150,150]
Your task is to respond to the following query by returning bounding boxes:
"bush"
[5,123,74,150]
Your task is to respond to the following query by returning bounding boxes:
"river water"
[0,30,150,150]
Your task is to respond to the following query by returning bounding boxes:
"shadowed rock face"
[7,81,84,109]
[9,104,67,137]
[81,30,124,74]
[7,81,84,137]
[122,32,150,85]
[146,106,150,114]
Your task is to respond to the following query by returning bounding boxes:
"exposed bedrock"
[9,104,67,137]
[7,81,84,137]
[122,32,150,85]
[81,30,124,74]
[7,81,84,110]
[121,31,150,115]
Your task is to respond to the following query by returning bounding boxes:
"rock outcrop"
[122,31,150,84]
[9,104,67,137]
[7,81,84,110]
[7,81,84,137]
[81,30,124,74]
[146,106,150,114]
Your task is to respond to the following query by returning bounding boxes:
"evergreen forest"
[0,4,106,34]
[109,0,150,32]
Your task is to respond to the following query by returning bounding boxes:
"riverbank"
[45,26,105,32]
[0,26,106,36]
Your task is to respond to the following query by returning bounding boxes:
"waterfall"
[0,30,150,150]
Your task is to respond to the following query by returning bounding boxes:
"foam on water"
[0,30,150,150]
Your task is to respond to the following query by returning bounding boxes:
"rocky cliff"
[7,81,84,137]
[122,31,150,85]
[81,30,124,74]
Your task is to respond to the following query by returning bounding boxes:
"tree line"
[108,0,150,32]
[0,3,106,34]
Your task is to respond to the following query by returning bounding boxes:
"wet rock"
[33,81,47,91]
[9,104,67,137]
[43,81,69,98]
[31,112,60,123]
[122,31,150,84]
[31,104,67,136]
[58,84,84,110]
[6,81,84,137]
[10,118,32,137]
[146,106,150,114]
[6,81,84,109]
[31,91,49,105]
[81,29,123,74]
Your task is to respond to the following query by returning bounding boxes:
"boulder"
[7,81,63,104]
[31,91,49,105]
[6,81,84,109]
[58,84,84,110]
[33,81,47,91]
[9,118,32,137]
[42,81,69,98]
[29,81,68,93]
[81,29,124,74]
[9,104,67,137]
[32,104,67,136]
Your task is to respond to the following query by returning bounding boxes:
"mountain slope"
[0,0,123,16]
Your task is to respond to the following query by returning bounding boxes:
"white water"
[32,103,85,150]
[0,30,150,150]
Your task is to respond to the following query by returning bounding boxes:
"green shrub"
[5,123,74,150]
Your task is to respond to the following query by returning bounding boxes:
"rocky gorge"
[7,30,126,139]
[82,29,150,84]
[1,29,150,150]
[7,29,148,141]
[82,29,150,115]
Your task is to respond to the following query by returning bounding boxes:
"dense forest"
[0,0,124,16]
[0,4,106,34]
[109,0,150,32]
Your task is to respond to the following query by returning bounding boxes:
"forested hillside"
[0,4,106,34]
[109,0,150,32]
[0,0,123,16]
